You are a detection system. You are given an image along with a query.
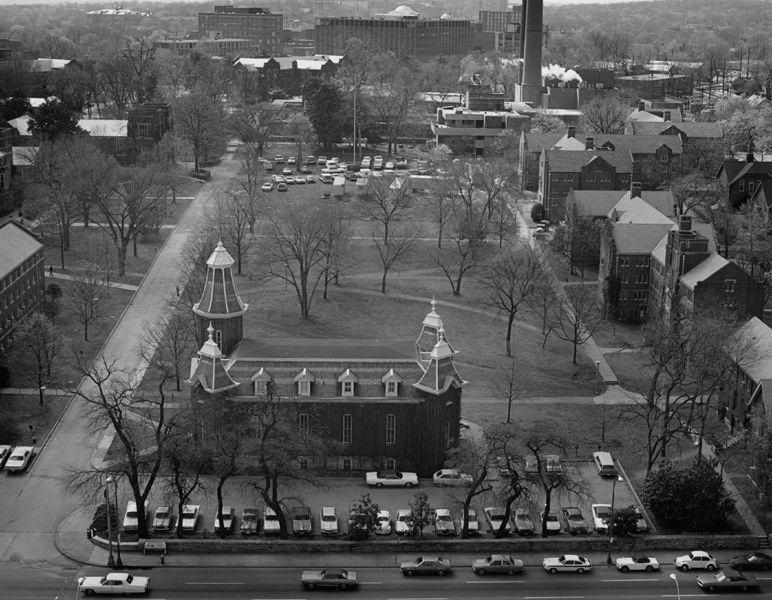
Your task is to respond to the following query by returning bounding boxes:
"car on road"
[4,446,33,472]
[0,445,11,469]
[181,504,199,531]
[434,508,455,536]
[730,551,772,571]
[301,568,358,591]
[320,506,338,536]
[400,555,452,576]
[240,508,258,535]
[514,508,534,535]
[540,510,561,534]
[375,510,392,535]
[543,555,593,574]
[292,506,313,537]
[395,509,412,536]
[152,506,172,532]
[365,470,418,488]
[432,468,472,486]
[77,572,149,596]
[213,505,234,533]
[263,506,282,535]
[697,569,758,593]
[561,506,589,534]
[261,182,273,192]
[122,501,147,532]
[592,503,612,533]
[277,183,288,192]
[616,555,660,572]
[472,554,525,575]
[675,550,718,571]
[484,506,511,534]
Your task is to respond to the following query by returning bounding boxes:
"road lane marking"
[386,597,448,600]
[660,595,705,598]
[524,597,584,599]
[465,580,524,583]
[185,582,245,585]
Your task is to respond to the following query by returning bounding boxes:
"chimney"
[567,125,576,138]
[630,181,642,198]
[679,215,692,232]
[747,153,755,163]
[517,0,544,105]
[638,101,645,111]
[663,111,671,121]
[585,136,594,150]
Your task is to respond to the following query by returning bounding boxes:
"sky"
[3,0,663,5]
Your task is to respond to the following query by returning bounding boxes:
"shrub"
[90,502,119,535]
[530,203,545,223]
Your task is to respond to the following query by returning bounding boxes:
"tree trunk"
[117,243,128,277]
[505,311,515,357]
[381,270,388,294]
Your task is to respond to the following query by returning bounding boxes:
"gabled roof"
[609,194,675,224]
[553,133,682,155]
[726,160,772,185]
[729,317,772,383]
[28,58,74,72]
[628,109,664,122]
[751,180,772,210]
[629,121,723,138]
[679,252,729,289]
[612,223,674,254]
[79,119,127,137]
[543,149,633,172]
[523,132,563,153]
[0,220,43,279]
[651,220,717,264]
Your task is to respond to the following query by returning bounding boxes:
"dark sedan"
[697,569,758,593]
[730,551,772,571]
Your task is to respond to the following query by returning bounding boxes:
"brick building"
[716,157,772,209]
[233,55,341,98]
[188,243,465,476]
[626,121,724,174]
[198,6,283,56]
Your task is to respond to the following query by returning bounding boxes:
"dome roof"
[390,5,419,17]
[440,12,451,19]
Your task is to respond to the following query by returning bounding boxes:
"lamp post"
[670,573,681,600]
[106,475,123,568]
[606,475,624,565]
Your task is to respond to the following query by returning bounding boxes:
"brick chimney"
[567,125,576,138]
[585,136,594,150]
[679,215,692,232]
[663,111,671,121]
[630,181,642,198]
[638,101,646,111]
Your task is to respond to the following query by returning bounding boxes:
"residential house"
[750,180,772,233]
[188,243,465,476]
[716,157,772,209]
[626,120,724,174]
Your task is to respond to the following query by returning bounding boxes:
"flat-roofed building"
[198,6,283,56]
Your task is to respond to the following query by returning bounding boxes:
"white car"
[484,506,511,534]
[674,550,718,571]
[263,506,282,535]
[152,506,172,532]
[320,506,338,536]
[213,505,234,533]
[543,554,593,574]
[591,503,612,533]
[261,182,273,191]
[433,468,473,486]
[0,445,11,469]
[375,510,392,535]
[4,446,33,471]
[122,500,147,532]
[541,510,561,534]
[395,508,412,536]
[77,572,149,595]
[180,504,199,531]
[616,555,660,572]
[434,508,455,536]
[514,508,534,535]
[365,470,418,488]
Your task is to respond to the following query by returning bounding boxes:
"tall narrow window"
[384,457,396,470]
[386,414,396,445]
[215,329,223,347]
[342,414,352,444]
[299,413,309,443]
[298,380,310,396]
[724,279,736,306]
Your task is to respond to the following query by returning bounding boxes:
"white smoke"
[542,64,583,83]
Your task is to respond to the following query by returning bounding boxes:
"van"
[592,451,618,478]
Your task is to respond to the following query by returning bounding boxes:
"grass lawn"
[0,394,70,446]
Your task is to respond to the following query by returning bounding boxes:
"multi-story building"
[716,157,772,209]
[188,242,465,476]
[0,219,45,354]
[432,105,528,156]
[625,120,724,174]
[156,38,258,57]
[315,6,490,58]
[234,55,342,98]
[198,6,283,56]
[479,8,521,54]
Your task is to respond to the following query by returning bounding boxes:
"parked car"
[484,506,511,534]
[180,504,199,531]
[291,506,312,537]
[524,455,538,475]
[698,569,758,593]
[301,568,358,591]
[545,454,565,473]
[319,173,334,184]
[434,508,455,536]
[317,155,327,165]
[395,509,412,536]
[543,555,593,574]
[496,456,513,477]
[263,506,282,535]
[634,507,648,533]
[305,156,316,165]
[77,572,149,596]
[261,182,273,192]
[263,160,273,171]
[385,161,395,170]
[616,555,660,572]
[540,510,561,534]
[282,167,292,176]
[514,508,534,535]
[400,556,452,576]
[287,156,296,165]
[240,508,258,535]
[432,468,472,486]
[151,506,172,532]
[213,505,234,533]
[375,510,392,535]
[675,550,718,571]
[561,506,589,534]
[277,183,288,192]
[122,501,148,532]
[305,175,316,183]
[592,503,612,533]
[4,446,33,472]
[0,445,11,469]
[730,551,772,571]
[274,154,284,163]
[319,506,338,536]
[321,191,332,199]
[462,508,479,535]
[472,554,525,575]
[365,470,418,488]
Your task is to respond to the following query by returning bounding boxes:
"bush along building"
[187,242,465,476]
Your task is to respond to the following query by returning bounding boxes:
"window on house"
[298,379,311,396]
[386,380,397,396]
[342,380,354,396]
[384,458,396,470]
[749,181,755,194]
[299,413,309,443]
[342,457,352,471]
[386,414,396,445]
[725,279,736,306]
[253,380,266,395]
[739,179,745,192]
[214,329,222,347]
[342,414,352,444]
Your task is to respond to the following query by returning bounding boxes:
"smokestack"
[663,111,671,122]
[519,1,527,64]
[630,181,642,198]
[585,136,594,150]
[517,0,543,105]
[567,125,576,138]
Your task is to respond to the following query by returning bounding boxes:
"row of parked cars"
[0,445,34,472]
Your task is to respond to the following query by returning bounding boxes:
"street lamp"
[670,573,681,600]
[103,483,115,568]
[106,475,123,568]
[606,475,624,565]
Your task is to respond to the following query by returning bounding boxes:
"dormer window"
[251,367,272,396]
[294,368,314,397]
[338,368,358,397]
[382,368,403,397]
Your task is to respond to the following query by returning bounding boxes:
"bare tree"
[318,199,353,299]
[548,285,603,364]
[526,270,559,344]
[435,209,489,296]
[173,93,223,174]
[178,227,221,314]
[237,143,265,234]
[580,95,630,134]
[445,436,497,538]
[286,113,317,170]
[213,191,256,276]
[141,305,196,392]
[228,103,280,155]
[494,354,522,424]
[484,424,526,538]
[13,312,66,405]
[738,200,770,280]
[68,259,112,341]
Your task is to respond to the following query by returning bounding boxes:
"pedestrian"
[175,285,180,297]
[49,265,53,276]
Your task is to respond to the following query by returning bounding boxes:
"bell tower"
[192,241,248,355]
